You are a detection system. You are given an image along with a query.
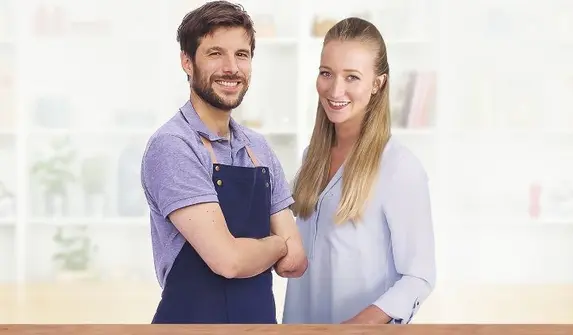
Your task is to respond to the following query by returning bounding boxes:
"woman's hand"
[341,305,392,324]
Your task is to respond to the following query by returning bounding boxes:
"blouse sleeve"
[373,151,436,324]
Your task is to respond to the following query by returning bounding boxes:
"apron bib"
[152,132,276,324]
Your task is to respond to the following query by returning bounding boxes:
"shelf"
[257,37,299,47]
[439,218,573,229]
[392,128,436,135]
[27,128,157,136]
[25,127,298,137]
[303,37,437,71]
[27,217,148,227]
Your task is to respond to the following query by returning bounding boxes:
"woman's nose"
[328,78,346,98]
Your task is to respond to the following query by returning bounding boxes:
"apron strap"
[199,135,260,167]
[200,136,218,164]
[244,146,260,167]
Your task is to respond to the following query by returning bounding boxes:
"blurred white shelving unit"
[0,0,442,315]
[1,0,573,323]
[434,0,573,285]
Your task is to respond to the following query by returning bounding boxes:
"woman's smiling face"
[316,39,379,126]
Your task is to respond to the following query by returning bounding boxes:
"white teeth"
[328,99,350,107]
[216,81,239,87]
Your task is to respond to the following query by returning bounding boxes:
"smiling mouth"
[215,80,241,87]
[327,99,350,108]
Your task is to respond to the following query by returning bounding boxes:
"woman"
[282,17,436,324]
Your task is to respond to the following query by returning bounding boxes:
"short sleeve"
[267,143,295,215]
[141,134,218,218]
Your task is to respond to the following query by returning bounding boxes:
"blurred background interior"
[1,0,573,324]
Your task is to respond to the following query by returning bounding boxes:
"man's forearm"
[270,209,302,242]
[232,235,287,278]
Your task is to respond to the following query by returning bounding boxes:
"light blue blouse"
[282,136,436,324]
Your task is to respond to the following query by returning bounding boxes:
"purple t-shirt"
[141,100,295,288]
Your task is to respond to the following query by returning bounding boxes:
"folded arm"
[270,208,307,277]
[142,134,286,279]
[169,203,287,278]
[266,142,307,278]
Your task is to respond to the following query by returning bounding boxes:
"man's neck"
[190,91,231,138]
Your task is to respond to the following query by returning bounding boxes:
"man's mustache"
[213,75,245,82]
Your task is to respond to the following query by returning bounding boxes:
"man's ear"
[180,51,193,80]
[372,73,387,95]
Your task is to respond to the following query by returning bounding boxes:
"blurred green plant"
[30,136,77,196]
[52,225,97,272]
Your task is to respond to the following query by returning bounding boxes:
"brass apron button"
[215,165,220,171]
[217,179,223,186]
[261,168,266,173]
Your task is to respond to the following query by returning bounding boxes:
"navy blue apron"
[151,133,276,324]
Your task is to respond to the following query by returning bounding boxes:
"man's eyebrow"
[205,46,224,53]
[204,46,251,56]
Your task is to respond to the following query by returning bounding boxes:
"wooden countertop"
[1,282,573,324]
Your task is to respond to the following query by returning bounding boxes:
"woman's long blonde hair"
[291,17,391,225]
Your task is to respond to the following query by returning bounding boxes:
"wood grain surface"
[0,325,572,335]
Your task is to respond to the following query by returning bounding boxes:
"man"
[140,1,307,324]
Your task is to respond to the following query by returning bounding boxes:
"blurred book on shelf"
[390,71,437,128]
[252,14,276,38]
[32,3,111,38]
[310,11,373,38]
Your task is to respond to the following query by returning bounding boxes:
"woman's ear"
[180,51,193,80]
[372,74,387,95]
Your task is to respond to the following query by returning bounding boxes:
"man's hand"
[269,208,307,278]
[274,237,308,278]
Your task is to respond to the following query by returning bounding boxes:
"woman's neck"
[333,118,361,151]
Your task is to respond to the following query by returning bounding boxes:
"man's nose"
[221,55,239,74]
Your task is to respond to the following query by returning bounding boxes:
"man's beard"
[191,64,249,111]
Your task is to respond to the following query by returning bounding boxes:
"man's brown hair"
[177,1,256,60]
